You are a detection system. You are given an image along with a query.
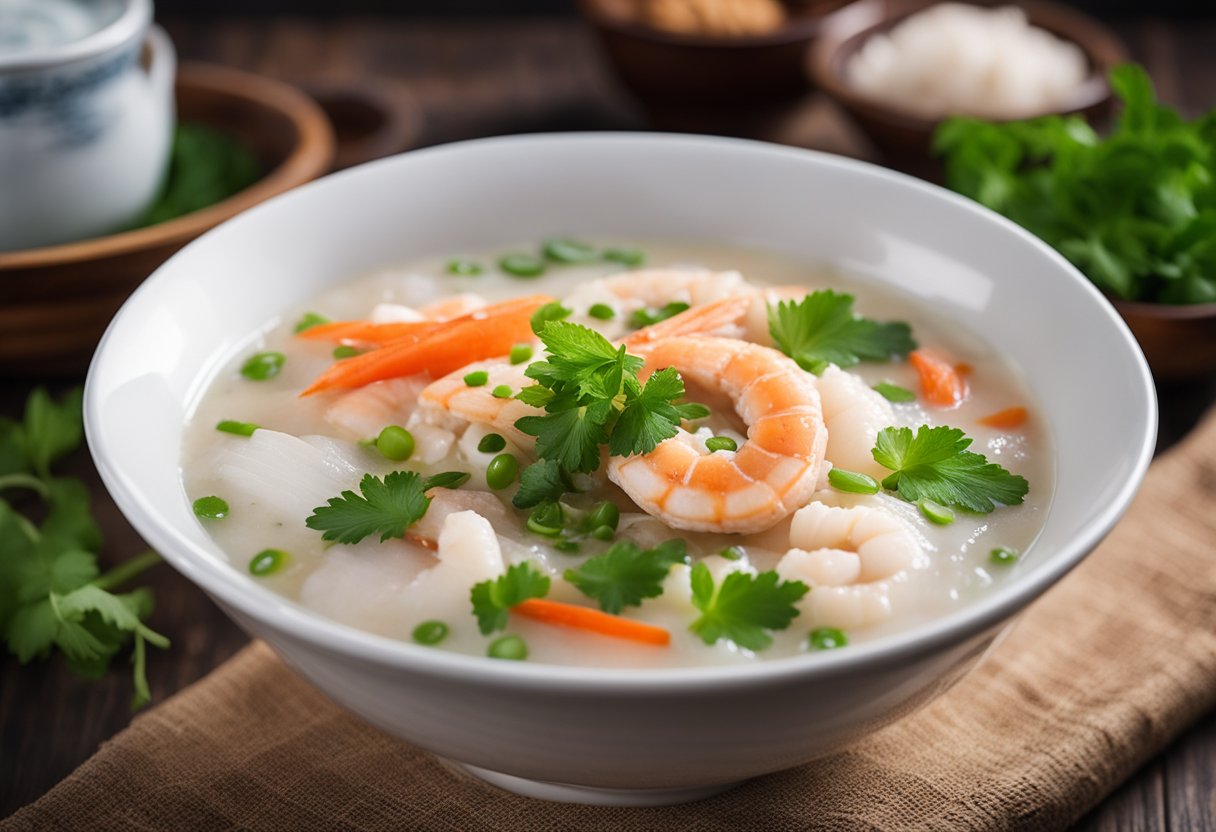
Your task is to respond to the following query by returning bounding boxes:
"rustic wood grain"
[3,14,1215,828]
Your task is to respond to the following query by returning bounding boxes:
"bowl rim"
[0,61,335,271]
[807,0,1129,131]
[577,0,827,48]
[85,132,1158,692]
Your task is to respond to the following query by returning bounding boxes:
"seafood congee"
[183,241,1050,667]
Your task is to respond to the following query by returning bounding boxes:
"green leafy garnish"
[872,426,1029,513]
[688,564,809,651]
[565,539,688,614]
[470,562,551,635]
[514,322,702,475]
[936,64,1216,304]
[513,459,572,509]
[872,382,917,403]
[768,290,915,372]
[0,388,167,709]
[305,470,467,544]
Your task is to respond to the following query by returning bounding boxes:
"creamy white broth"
[181,240,1053,667]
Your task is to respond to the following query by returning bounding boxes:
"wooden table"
[3,15,1215,829]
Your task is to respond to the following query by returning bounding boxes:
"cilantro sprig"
[565,539,688,614]
[688,563,809,651]
[514,321,704,476]
[1,388,168,709]
[470,562,551,634]
[306,470,469,544]
[768,290,916,373]
[872,425,1029,513]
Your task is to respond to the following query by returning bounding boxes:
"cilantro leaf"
[565,539,688,614]
[19,388,84,479]
[513,459,572,509]
[609,368,685,458]
[515,399,613,474]
[306,470,464,544]
[470,562,550,635]
[6,599,58,662]
[768,291,916,371]
[688,564,809,651]
[872,426,1030,513]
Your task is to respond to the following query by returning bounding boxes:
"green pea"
[333,345,362,359]
[376,425,415,462]
[477,433,507,454]
[527,502,565,537]
[990,546,1020,566]
[249,548,289,576]
[827,468,880,495]
[809,627,848,650]
[412,620,449,645]
[192,496,229,520]
[530,301,571,335]
[216,419,259,436]
[499,253,546,277]
[587,501,620,532]
[492,384,513,399]
[589,525,615,542]
[293,311,330,333]
[872,381,917,403]
[705,436,738,453]
[720,545,745,561]
[603,247,646,267]
[486,453,519,490]
[487,634,528,660]
[588,303,615,320]
[240,351,285,381]
[555,540,581,553]
[542,237,597,264]
[918,498,955,525]
[447,259,483,276]
[464,371,489,387]
[509,343,534,364]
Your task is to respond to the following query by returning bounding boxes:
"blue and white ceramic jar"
[0,0,175,251]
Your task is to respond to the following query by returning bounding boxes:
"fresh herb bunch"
[935,64,1216,304]
[0,389,167,708]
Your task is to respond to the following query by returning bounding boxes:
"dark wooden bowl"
[0,62,335,375]
[1111,299,1216,382]
[808,0,1128,179]
[580,0,847,134]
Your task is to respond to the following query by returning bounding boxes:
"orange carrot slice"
[979,406,1028,430]
[512,599,671,646]
[909,349,967,408]
[297,320,442,345]
[301,294,552,396]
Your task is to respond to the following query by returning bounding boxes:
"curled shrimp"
[411,359,539,447]
[607,336,827,534]
[776,501,926,629]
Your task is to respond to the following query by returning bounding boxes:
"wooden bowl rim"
[0,61,335,271]
[1110,297,1216,321]
[807,0,1129,132]
[578,0,830,49]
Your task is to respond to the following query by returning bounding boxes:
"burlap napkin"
[7,409,1216,832]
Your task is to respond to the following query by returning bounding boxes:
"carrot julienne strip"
[909,349,967,408]
[297,320,442,345]
[512,598,671,646]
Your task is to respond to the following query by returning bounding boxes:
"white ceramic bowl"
[85,134,1156,807]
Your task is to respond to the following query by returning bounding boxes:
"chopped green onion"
[333,345,362,359]
[586,501,621,532]
[216,419,259,436]
[249,549,289,577]
[588,303,615,320]
[530,301,571,335]
[412,620,449,645]
[555,540,582,553]
[447,259,483,276]
[918,498,956,525]
[990,546,1020,566]
[705,436,738,453]
[293,311,330,333]
[240,351,285,381]
[509,343,534,364]
[827,468,880,495]
[603,247,646,267]
[526,502,564,537]
[543,237,598,264]
[720,545,744,561]
[629,301,689,329]
[499,253,546,277]
[487,634,528,660]
[375,426,415,462]
[464,371,489,387]
[809,627,848,650]
[486,453,519,490]
[192,496,229,520]
[589,525,615,542]
[477,433,507,454]
[873,381,917,403]
[424,472,470,489]
[492,384,513,399]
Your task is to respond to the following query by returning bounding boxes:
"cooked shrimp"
[815,366,897,479]
[623,295,752,347]
[741,285,811,345]
[777,502,926,629]
[411,359,539,447]
[324,377,429,439]
[369,293,487,324]
[607,336,827,534]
